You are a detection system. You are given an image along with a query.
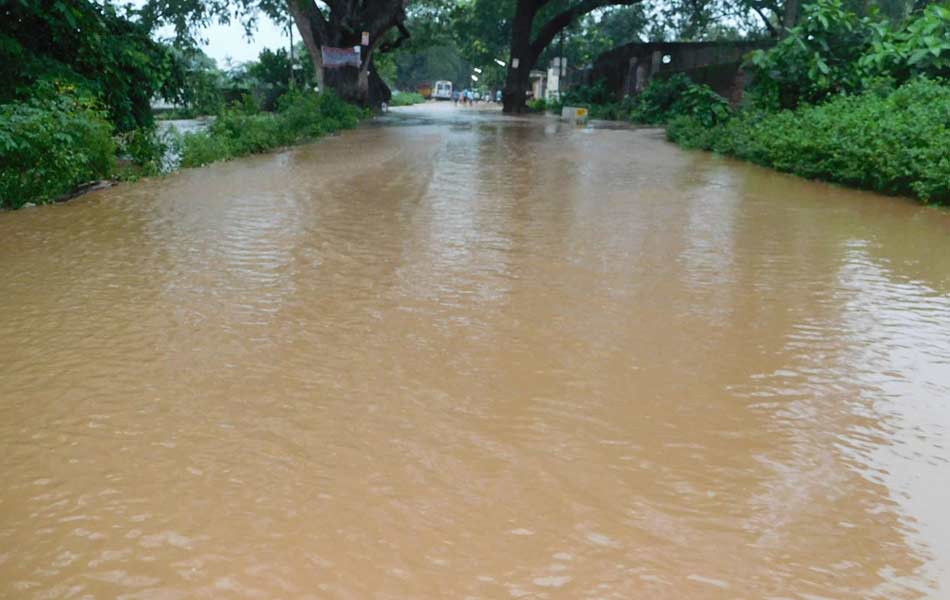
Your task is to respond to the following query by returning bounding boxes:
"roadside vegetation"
[544,76,731,124]
[673,0,950,204]
[0,87,115,208]
[668,78,949,203]
[1,0,172,208]
[545,0,949,204]
[178,92,365,168]
[0,0,361,210]
[389,92,427,106]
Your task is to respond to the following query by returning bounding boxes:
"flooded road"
[2,103,950,599]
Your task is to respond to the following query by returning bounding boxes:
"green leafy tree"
[164,48,227,115]
[746,0,881,108]
[139,0,412,107]
[747,0,950,108]
[1,0,178,131]
[860,2,950,80]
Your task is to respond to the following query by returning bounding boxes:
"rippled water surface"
[2,103,950,599]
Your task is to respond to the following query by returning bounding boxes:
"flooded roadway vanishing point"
[2,102,950,599]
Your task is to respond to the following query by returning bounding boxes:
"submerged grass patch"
[389,92,426,107]
[178,91,365,168]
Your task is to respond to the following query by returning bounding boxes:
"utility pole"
[288,22,295,90]
[558,30,565,101]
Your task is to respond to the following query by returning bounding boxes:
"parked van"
[432,80,453,100]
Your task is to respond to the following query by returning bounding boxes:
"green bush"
[526,98,547,113]
[630,74,731,126]
[0,92,115,209]
[178,130,233,168]
[555,76,730,125]
[390,92,426,106]
[116,127,171,176]
[560,79,616,106]
[179,91,363,168]
[589,101,630,120]
[550,80,626,118]
[668,78,950,203]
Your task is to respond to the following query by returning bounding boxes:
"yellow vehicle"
[416,82,433,99]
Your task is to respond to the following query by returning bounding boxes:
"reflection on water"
[2,104,949,599]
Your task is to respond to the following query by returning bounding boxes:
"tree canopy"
[1,0,177,130]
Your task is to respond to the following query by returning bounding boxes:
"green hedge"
[667,78,950,204]
[0,92,115,209]
[179,91,364,168]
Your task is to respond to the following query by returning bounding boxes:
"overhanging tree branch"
[750,4,778,36]
[529,0,641,59]
[378,21,411,53]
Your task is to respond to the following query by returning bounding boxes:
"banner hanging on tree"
[322,46,360,68]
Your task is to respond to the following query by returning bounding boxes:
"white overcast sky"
[126,0,291,66]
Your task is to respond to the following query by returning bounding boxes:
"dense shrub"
[552,76,730,126]
[526,98,547,113]
[390,92,426,106]
[746,0,950,109]
[587,101,631,121]
[178,130,233,168]
[629,74,731,126]
[551,79,630,119]
[179,91,364,168]
[560,79,616,107]
[668,78,950,203]
[0,91,115,209]
[116,127,172,176]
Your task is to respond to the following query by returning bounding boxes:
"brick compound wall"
[585,41,774,105]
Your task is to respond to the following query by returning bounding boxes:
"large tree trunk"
[323,64,391,106]
[287,0,405,108]
[502,63,533,113]
[503,6,536,114]
[782,0,800,30]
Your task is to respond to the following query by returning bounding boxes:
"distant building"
[529,57,568,101]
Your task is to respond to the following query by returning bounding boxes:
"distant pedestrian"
[453,90,460,106]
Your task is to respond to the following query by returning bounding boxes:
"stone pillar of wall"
[635,62,649,93]
[728,67,747,106]
[650,50,662,78]
[623,57,639,97]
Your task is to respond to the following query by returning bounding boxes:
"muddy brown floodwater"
[2,103,950,599]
